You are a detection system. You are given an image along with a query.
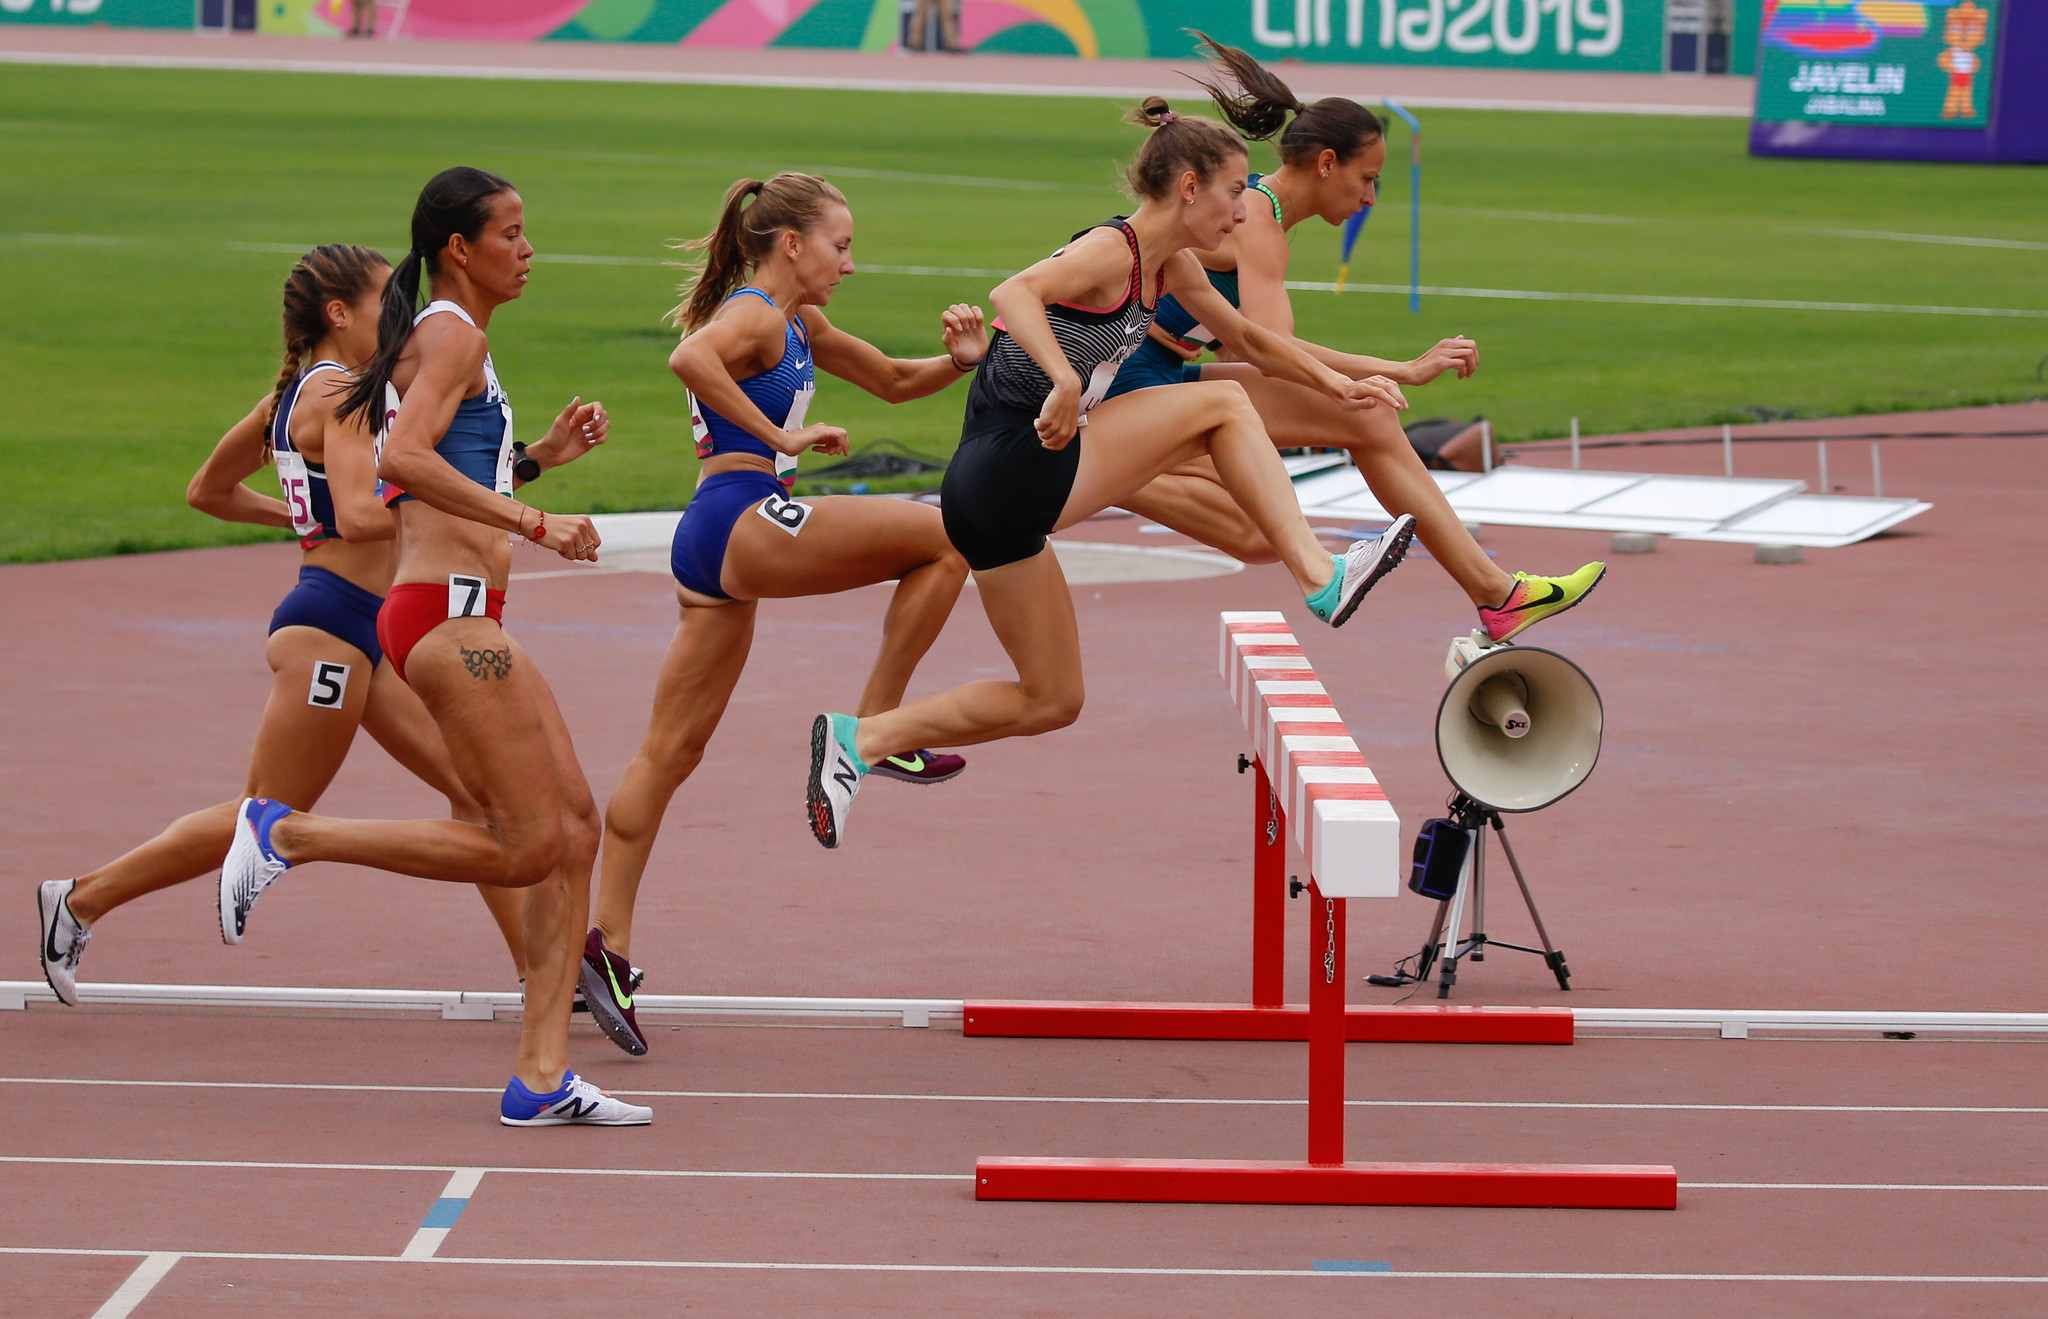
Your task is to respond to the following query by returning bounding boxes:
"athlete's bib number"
[1077,343,1139,417]
[756,493,813,538]
[777,380,813,488]
[307,661,351,709]
[275,449,318,538]
[449,574,489,619]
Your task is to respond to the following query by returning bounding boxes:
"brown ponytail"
[266,243,391,451]
[1187,30,1385,165]
[1123,95,1248,201]
[671,173,849,331]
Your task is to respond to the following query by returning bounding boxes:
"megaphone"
[1436,634,1603,814]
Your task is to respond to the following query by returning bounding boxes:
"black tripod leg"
[1491,815,1571,991]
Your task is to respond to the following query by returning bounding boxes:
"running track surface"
[3,403,2044,1314]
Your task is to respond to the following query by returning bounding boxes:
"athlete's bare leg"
[854,382,1327,763]
[596,498,968,958]
[66,627,370,925]
[264,625,596,1092]
[1117,459,1281,566]
[1130,367,1514,606]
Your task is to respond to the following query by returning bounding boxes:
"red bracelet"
[525,509,545,542]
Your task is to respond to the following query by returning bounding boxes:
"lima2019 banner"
[2,0,1756,74]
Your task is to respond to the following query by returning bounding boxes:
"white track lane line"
[2,1077,2042,1114]
[88,1251,180,1319]
[3,1246,2043,1283]
[3,1156,2043,1193]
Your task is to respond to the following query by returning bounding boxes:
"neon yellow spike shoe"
[1478,562,1607,644]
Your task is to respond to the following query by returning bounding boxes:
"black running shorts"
[940,398,1082,573]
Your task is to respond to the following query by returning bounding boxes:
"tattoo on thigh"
[459,645,513,680]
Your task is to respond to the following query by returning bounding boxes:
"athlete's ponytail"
[670,172,849,331]
[268,244,390,448]
[338,166,516,428]
[1124,95,1248,201]
[1187,30,1384,165]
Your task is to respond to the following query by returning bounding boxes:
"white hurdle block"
[1219,613,1401,899]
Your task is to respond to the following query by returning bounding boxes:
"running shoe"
[869,750,966,785]
[219,797,293,946]
[807,712,867,849]
[1478,562,1608,644]
[578,927,649,1057]
[1304,514,1417,627]
[37,878,90,1007]
[499,1070,652,1127]
[571,963,644,1014]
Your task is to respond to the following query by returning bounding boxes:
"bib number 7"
[448,574,488,619]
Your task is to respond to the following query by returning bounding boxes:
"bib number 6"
[756,493,814,539]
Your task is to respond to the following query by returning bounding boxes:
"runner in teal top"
[1116,34,1608,645]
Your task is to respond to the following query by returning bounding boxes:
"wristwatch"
[511,441,542,484]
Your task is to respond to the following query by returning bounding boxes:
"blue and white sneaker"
[1304,514,1416,627]
[806,713,867,849]
[219,796,293,946]
[37,878,90,1007]
[500,1070,653,1127]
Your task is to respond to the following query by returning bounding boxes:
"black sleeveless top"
[971,218,1161,416]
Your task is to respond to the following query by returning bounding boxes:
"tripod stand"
[1368,793,1571,1000]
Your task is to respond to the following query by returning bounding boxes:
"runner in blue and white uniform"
[805,98,1419,849]
[1114,34,1606,646]
[36,243,525,1007]
[595,173,987,973]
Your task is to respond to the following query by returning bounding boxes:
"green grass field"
[2,64,2043,562]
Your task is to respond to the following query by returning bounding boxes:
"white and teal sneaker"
[37,879,91,1007]
[1304,514,1416,627]
[219,797,293,945]
[807,713,868,849]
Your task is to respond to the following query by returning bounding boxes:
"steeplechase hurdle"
[972,611,1676,1207]
[964,612,1570,1045]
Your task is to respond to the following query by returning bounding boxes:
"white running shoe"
[499,1071,653,1127]
[37,879,90,1007]
[219,797,293,946]
[806,713,867,849]
[1310,514,1417,628]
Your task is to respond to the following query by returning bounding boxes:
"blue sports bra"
[380,300,514,505]
[1150,175,1279,350]
[688,288,814,491]
[272,359,349,548]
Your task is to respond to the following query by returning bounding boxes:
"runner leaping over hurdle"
[806,97,1415,849]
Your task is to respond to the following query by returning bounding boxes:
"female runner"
[36,244,524,1006]
[805,98,1413,848]
[212,167,649,1127]
[589,174,987,984]
[1116,34,1604,646]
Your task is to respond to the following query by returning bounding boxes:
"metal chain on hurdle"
[1266,786,1279,847]
[1323,898,1337,984]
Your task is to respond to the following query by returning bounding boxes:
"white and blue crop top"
[688,288,814,492]
[272,359,350,548]
[380,300,514,505]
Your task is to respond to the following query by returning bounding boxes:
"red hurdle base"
[963,1001,1572,1044]
[975,1157,1679,1209]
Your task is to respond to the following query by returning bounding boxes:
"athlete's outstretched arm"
[801,303,987,403]
[671,296,847,458]
[1169,252,1405,412]
[186,396,291,528]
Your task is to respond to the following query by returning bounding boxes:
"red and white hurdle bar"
[963,611,1569,1045]
[973,611,1676,1207]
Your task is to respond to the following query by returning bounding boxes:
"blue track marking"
[1313,1260,1393,1272]
[420,1198,469,1230]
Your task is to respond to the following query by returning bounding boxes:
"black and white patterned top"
[972,218,1161,415]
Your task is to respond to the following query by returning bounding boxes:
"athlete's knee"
[1221,528,1283,566]
[1018,680,1085,735]
[1201,379,1255,422]
[1344,401,1410,454]
[499,818,566,888]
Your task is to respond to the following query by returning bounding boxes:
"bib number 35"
[756,493,814,539]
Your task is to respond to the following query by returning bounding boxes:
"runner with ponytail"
[804,99,1418,850]
[1115,32,1606,645]
[37,243,526,1008]
[587,173,987,991]
[211,168,652,1126]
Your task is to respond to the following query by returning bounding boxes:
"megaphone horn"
[1436,634,1603,814]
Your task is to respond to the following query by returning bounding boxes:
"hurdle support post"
[1251,756,1286,1009]
[1307,880,1346,1165]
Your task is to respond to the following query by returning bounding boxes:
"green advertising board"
[1128,0,1662,72]
[1753,0,2002,128]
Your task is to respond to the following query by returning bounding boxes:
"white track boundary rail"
[3,982,2043,1037]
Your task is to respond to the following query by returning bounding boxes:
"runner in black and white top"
[804,97,1417,849]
